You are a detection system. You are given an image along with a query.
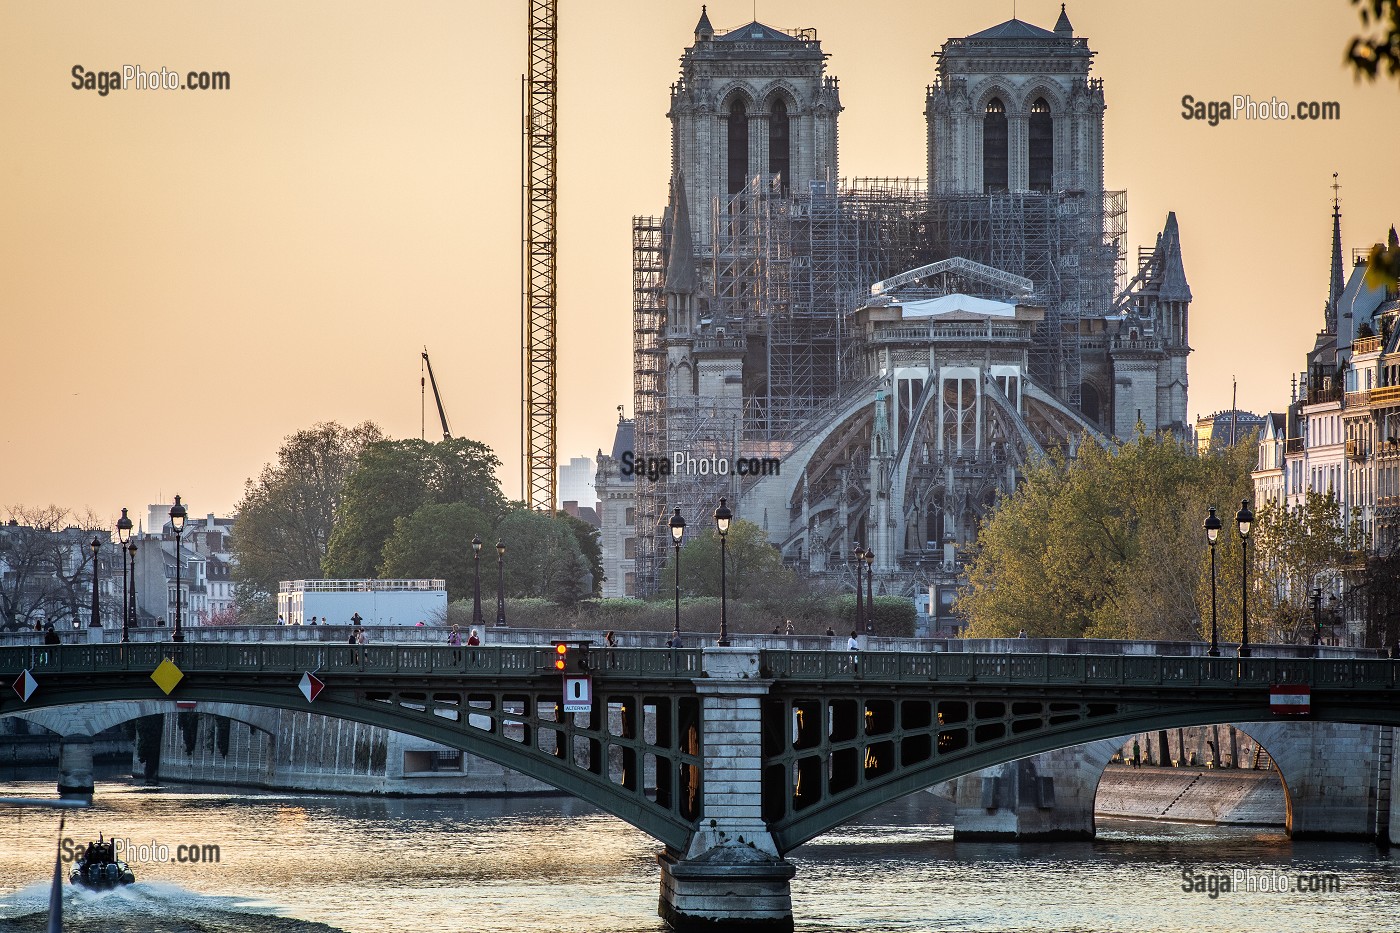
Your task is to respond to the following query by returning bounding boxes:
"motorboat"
[69,834,135,889]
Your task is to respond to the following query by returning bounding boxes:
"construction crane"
[521,0,557,512]
[421,348,452,441]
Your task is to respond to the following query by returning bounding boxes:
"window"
[727,98,749,195]
[983,98,1008,193]
[768,98,790,189]
[1029,98,1053,191]
[624,507,636,527]
[624,537,636,560]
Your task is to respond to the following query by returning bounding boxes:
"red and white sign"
[11,670,36,703]
[1270,684,1311,716]
[175,701,198,710]
[299,672,326,703]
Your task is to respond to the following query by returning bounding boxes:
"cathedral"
[599,7,1193,621]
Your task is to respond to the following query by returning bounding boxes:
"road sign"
[11,670,36,703]
[1270,684,1311,716]
[299,672,326,703]
[563,675,592,713]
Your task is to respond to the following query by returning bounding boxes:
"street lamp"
[853,544,865,634]
[715,497,732,646]
[865,547,875,635]
[471,535,484,625]
[116,509,133,643]
[170,495,187,642]
[669,508,686,643]
[1204,506,1221,657]
[127,540,138,632]
[495,541,507,626]
[88,536,102,628]
[1237,498,1254,658]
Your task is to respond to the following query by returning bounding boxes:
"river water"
[0,778,1396,933]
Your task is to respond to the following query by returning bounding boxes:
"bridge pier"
[57,734,95,799]
[658,647,795,932]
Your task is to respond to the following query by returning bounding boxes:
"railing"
[1306,385,1343,405]
[759,651,1400,687]
[1347,438,1370,461]
[1286,438,1305,453]
[1354,335,1384,355]
[1111,336,1164,352]
[0,643,703,680]
[1347,390,1372,408]
[1372,385,1400,407]
[278,579,445,593]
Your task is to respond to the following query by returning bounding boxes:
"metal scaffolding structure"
[631,215,667,594]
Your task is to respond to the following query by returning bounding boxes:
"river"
[0,778,1396,932]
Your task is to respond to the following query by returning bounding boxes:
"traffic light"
[550,641,591,674]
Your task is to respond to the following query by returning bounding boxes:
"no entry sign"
[1270,684,1311,716]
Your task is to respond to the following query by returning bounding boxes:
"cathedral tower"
[668,8,842,247]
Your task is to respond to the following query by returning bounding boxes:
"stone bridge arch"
[4,700,281,738]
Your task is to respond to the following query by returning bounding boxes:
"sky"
[1,1,1398,527]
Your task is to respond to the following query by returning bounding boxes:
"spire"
[1054,3,1073,37]
[664,176,698,295]
[1157,212,1191,301]
[1327,172,1343,333]
[694,5,714,42]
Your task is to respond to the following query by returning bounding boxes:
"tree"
[669,518,797,601]
[0,506,103,629]
[1250,492,1366,642]
[1348,0,1400,85]
[495,509,590,605]
[958,432,1254,640]
[230,421,383,615]
[380,502,493,599]
[556,511,603,597]
[323,437,506,579]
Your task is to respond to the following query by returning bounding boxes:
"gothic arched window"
[983,98,1008,193]
[768,98,790,190]
[727,98,749,195]
[1029,97,1053,192]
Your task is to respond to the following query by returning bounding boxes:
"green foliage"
[556,511,604,597]
[1347,0,1400,85]
[231,421,383,600]
[323,437,506,579]
[380,502,492,599]
[959,432,1254,640]
[1250,492,1366,642]
[496,509,591,605]
[1363,226,1400,290]
[669,519,797,600]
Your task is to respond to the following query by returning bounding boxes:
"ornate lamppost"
[170,495,187,642]
[1204,506,1221,657]
[865,547,875,635]
[715,497,732,646]
[495,541,507,626]
[1237,499,1254,658]
[127,540,138,632]
[471,535,484,625]
[853,544,865,633]
[116,509,133,642]
[88,536,102,629]
[669,508,686,644]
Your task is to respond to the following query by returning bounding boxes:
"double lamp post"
[1204,498,1254,658]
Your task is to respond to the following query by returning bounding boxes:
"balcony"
[1354,334,1384,355]
[1346,390,1372,408]
[1347,438,1370,462]
[1285,437,1305,454]
[1372,385,1400,407]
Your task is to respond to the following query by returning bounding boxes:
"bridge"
[4,641,1399,931]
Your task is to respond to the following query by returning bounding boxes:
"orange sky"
[1,1,1397,525]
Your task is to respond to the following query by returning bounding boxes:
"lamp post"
[170,495,187,642]
[865,547,875,635]
[1205,506,1221,657]
[853,544,865,633]
[127,540,138,632]
[1237,498,1254,658]
[669,508,686,643]
[495,541,507,626]
[116,509,133,643]
[471,535,484,625]
[88,536,102,628]
[715,497,732,646]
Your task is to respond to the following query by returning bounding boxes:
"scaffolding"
[631,215,666,594]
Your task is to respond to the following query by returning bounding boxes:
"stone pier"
[658,647,795,932]
[57,734,94,798]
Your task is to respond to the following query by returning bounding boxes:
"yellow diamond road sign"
[151,659,184,695]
